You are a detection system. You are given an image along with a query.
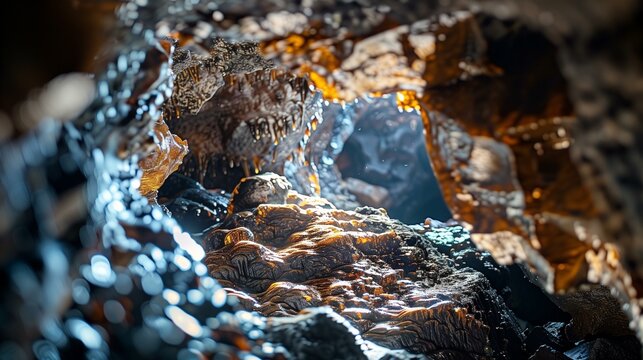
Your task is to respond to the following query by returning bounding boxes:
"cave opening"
[334,94,451,223]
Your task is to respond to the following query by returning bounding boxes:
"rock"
[266,307,368,360]
[227,172,292,212]
[4,0,643,358]
[163,190,228,234]
[563,337,642,360]
[157,173,229,234]
[170,66,323,191]
[205,174,526,357]
[525,323,570,354]
[208,1,643,341]
[138,119,188,198]
[344,177,391,209]
[530,345,571,360]
[267,307,428,359]
[285,101,361,208]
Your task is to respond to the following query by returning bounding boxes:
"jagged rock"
[138,119,188,197]
[267,307,426,360]
[157,173,206,201]
[418,221,570,325]
[164,38,273,118]
[162,189,228,234]
[266,307,369,360]
[563,337,642,360]
[204,174,526,357]
[169,68,323,191]
[525,323,570,355]
[201,1,643,341]
[154,174,229,235]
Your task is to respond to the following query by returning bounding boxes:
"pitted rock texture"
[204,174,524,358]
[169,67,323,191]
[194,3,643,340]
[165,38,273,118]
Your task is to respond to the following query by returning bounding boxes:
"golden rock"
[138,119,188,197]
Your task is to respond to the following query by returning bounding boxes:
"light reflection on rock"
[138,119,188,198]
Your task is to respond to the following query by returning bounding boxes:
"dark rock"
[163,192,228,234]
[417,222,570,325]
[525,323,570,354]
[266,307,368,360]
[529,345,571,360]
[337,95,451,223]
[564,337,642,360]
[157,173,230,235]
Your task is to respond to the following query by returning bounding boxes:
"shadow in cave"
[336,95,451,224]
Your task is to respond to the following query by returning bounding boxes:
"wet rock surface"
[156,174,230,232]
[205,174,524,357]
[198,173,638,359]
[206,0,643,345]
[169,67,323,191]
[138,119,189,198]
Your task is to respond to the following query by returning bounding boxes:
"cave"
[1,0,643,359]
[335,94,451,223]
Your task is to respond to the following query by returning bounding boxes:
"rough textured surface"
[286,100,361,208]
[205,174,526,358]
[266,306,430,360]
[159,173,229,234]
[414,14,643,338]
[165,38,273,118]
[0,2,395,359]
[200,0,643,341]
[169,67,323,192]
[3,0,643,358]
